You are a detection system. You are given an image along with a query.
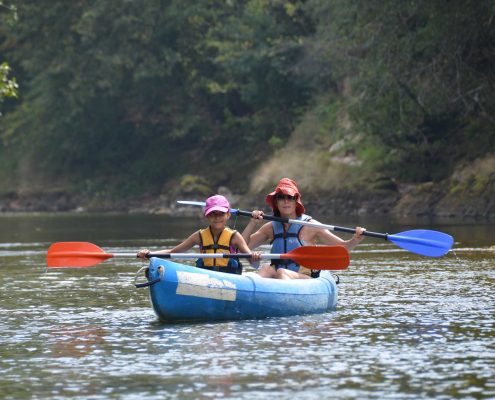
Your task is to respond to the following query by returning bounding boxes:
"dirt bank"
[1,182,493,221]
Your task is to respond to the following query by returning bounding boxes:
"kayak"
[141,258,339,322]
[137,257,339,322]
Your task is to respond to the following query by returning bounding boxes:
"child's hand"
[250,251,262,261]
[249,251,262,269]
[137,249,150,259]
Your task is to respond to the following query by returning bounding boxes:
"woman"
[138,194,260,274]
[242,178,365,279]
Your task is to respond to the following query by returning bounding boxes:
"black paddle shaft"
[234,209,388,240]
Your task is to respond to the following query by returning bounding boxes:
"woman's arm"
[241,210,263,243]
[304,220,366,251]
[242,221,273,249]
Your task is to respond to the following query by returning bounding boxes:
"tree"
[0,0,313,193]
[303,0,495,181]
[0,1,18,109]
[0,62,17,103]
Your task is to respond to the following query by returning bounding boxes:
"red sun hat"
[265,178,305,215]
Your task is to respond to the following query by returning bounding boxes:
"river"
[0,213,494,399]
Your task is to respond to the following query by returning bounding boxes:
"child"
[137,194,260,274]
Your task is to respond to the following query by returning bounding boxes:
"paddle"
[46,242,350,270]
[177,200,454,257]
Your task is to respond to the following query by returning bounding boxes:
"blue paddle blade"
[388,229,454,257]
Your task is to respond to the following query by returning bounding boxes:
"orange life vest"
[198,227,237,267]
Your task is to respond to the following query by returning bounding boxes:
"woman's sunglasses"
[275,194,297,201]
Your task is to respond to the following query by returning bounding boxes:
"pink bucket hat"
[265,178,305,215]
[204,194,231,216]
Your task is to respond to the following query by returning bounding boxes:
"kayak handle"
[134,265,163,288]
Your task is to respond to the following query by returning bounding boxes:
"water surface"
[0,213,494,399]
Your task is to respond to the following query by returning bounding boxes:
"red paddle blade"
[46,242,114,268]
[282,245,350,270]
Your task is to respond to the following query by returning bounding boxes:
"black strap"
[201,244,231,251]
[273,232,299,239]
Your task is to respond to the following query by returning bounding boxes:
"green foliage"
[0,3,18,111]
[0,0,494,200]
[303,0,495,182]
[179,175,211,196]
[0,0,312,194]
[268,135,283,148]
[0,62,17,100]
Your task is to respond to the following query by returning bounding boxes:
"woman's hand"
[250,210,264,224]
[352,227,366,243]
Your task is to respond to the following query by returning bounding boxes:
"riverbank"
[1,181,493,220]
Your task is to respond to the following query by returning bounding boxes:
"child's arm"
[232,232,261,265]
[168,231,201,252]
[137,231,200,259]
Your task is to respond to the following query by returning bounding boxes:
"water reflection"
[50,326,108,358]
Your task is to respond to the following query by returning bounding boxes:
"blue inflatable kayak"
[139,257,339,322]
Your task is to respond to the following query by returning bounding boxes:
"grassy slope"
[244,101,495,219]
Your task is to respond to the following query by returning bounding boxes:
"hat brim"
[269,186,298,197]
[204,206,230,216]
[265,189,305,216]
